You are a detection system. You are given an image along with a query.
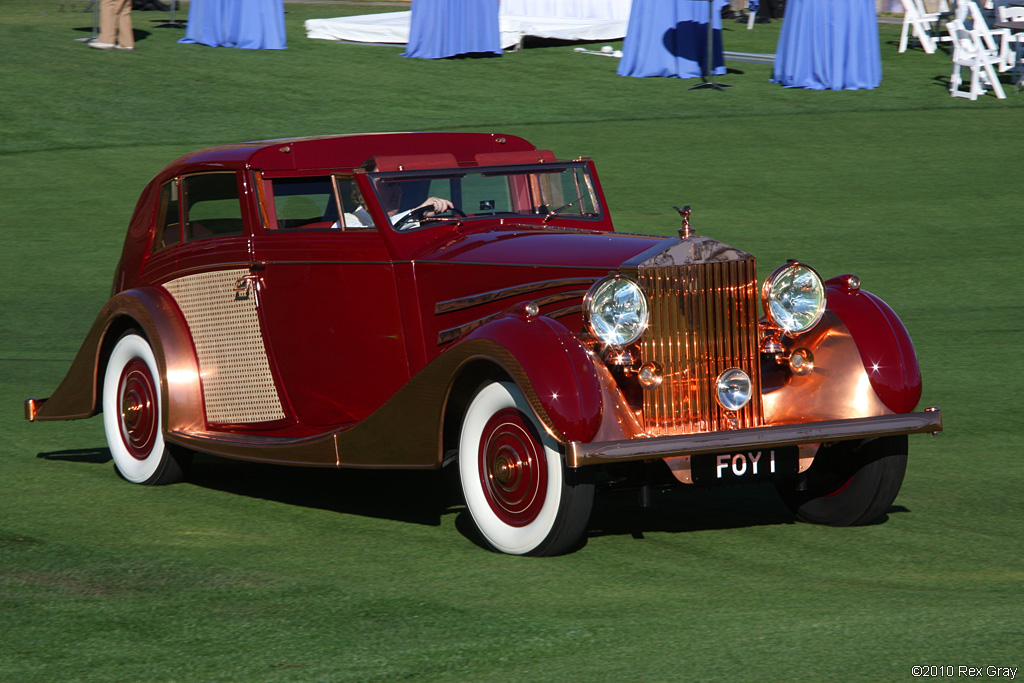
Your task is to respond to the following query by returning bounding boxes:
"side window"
[270,176,339,230]
[152,180,182,252]
[334,176,376,229]
[182,173,244,241]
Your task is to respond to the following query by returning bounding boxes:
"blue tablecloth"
[403,0,501,59]
[617,0,727,79]
[179,0,287,50]
[771,0,881,90]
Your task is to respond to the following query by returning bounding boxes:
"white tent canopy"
[305,0,633,48]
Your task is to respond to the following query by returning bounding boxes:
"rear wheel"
[459,380,593,556]
[102,332,189,485]
[775,436,908,526]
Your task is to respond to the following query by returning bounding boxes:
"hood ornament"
[673,205,695,239]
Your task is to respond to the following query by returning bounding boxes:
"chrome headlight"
[585,276,649,347]
[716,368,752,411]
[762,262,826,335]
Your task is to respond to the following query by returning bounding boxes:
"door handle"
[233,272,259,300]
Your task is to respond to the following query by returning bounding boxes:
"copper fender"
[30,287,205,436]
[762,285,922,425]
[825,278,922,414]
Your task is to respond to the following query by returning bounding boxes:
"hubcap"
[479,408,547,527]
[119,358,158,460]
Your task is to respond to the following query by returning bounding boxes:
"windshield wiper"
[543,194,584,223]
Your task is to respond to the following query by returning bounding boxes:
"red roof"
[155,132,540,178]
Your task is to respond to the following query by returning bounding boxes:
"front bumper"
[567,408,942,467]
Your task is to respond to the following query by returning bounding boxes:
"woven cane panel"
[164,269,286,424]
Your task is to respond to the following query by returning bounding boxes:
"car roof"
[158,132,544,177]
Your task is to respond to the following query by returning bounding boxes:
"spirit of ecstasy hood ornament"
[673,205,695,239]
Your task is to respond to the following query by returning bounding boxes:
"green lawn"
[2,2,1022,681]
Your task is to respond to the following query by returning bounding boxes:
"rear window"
[182,173,244,241]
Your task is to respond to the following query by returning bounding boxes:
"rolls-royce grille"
[638,258,763,436]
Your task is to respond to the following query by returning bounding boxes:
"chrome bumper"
[567,408,942,467]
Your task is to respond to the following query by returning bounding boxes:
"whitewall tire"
[102,332,188,485]
[459,380,593,556]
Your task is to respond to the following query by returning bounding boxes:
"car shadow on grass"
[185,454,461,528]
[589,482,797,540]
[35,448,910,547]
[587,483,911,540]
[36,448,112,464]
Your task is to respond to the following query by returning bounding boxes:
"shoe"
[88,41,116,49]
[115,45,135,51]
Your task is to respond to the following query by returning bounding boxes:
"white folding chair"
[900,0,943,52]
[996,5,1024,86]
[947,19,1007,98]
[963,0,1015,70]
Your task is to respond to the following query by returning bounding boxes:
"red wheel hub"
[118,358,158,460]
[479,408,548,527]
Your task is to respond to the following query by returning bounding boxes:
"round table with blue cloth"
[771,0,881,90]
[178,0,287,49]
[617,0,728,79]
[403,0,501,59]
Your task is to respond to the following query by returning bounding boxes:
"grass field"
[2,2,1023,681]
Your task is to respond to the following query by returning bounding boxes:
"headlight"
[585,276,649,347]
[762,262,826,335]
[716,368,752,411]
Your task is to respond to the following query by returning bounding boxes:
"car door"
[147,171,294,430]
[250,172,410,429]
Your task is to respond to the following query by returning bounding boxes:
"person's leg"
[115,0,135,48]
[96,0,118,45]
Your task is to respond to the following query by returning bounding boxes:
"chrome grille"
[637,258,762,436]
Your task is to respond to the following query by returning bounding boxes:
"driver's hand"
[418,197,454,216]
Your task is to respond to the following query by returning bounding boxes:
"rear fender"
[31,288,204,434]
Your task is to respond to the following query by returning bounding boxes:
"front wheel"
[459,380,593,556]
[775,435,908,526]
[102,332,190,485]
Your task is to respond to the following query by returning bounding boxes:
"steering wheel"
[394,204,466,229]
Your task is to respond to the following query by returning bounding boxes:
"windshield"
[366,162,601,231]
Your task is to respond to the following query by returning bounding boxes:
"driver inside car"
[345,158,454,229]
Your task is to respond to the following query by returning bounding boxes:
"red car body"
[27,132,942,555]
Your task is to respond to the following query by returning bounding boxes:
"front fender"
[762,278,922,424]
[461,310,605,444]
[30,287,204,435]
[825,277,922,415]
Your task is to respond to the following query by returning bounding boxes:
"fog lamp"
[716,368,752,411]
[637,361,663,389]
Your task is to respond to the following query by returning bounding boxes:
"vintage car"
[26,132,942,555]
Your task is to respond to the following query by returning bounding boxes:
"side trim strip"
[437,290,588,345]
[435,277,598,314]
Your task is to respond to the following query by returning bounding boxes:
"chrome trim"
[546,304,582,320]
[567,410,943,467]
[638,257,762,435]
[582,275,649,349]
[435,277,598,314]
[761,261,826,335]
[24,398,44,422]
[436,290,588,346]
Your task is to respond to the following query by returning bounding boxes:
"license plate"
[690,447,799,484]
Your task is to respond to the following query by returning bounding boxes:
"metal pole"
[74,0,99,42]
[156,0,186,29]
[689,0,733,90]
